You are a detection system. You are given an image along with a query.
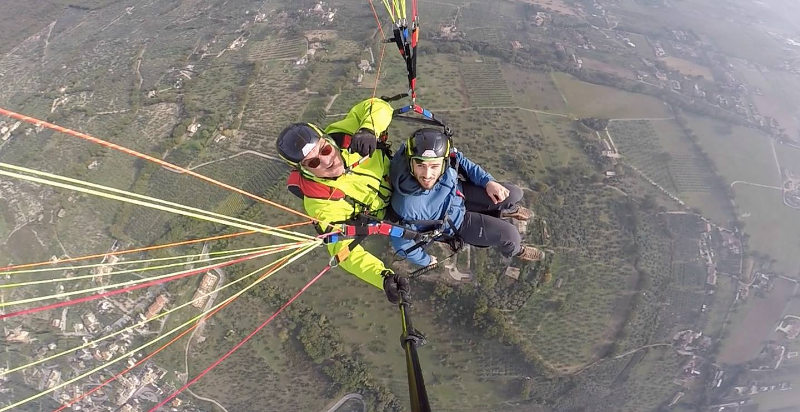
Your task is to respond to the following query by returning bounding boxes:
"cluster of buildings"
[298,2,336,24]
[672,329,712,356]
[673,355,706,388]
[0,120,21,141]
[2,271,182,410]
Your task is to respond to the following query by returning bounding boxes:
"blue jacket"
[389,145,494,266]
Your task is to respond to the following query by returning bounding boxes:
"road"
[322,393,365,412]
[730,180,782,190]
[182,242,230,412]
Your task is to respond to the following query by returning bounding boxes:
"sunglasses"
[302,140,335,169]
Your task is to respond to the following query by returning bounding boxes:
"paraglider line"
[0,242,302,288]
[0,222,309,273]
[3,244,316,412]
[0,245,298,319]
[0,163,312,242]
[1,243,304,378]
[0,107,314,222]
[368,0,388,39]
[149,263,332,411]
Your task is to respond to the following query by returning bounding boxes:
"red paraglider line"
[148,264,332,411]
[52,253,298,412]
[0,248,278,320]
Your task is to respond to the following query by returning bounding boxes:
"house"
[5,326,32,343]
[776,317,800,339]
[192,272,220,308]
[144,295,168,320]
[504,267,521,280]
[706,266,717,285]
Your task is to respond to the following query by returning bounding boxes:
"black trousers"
[456,182,524,257]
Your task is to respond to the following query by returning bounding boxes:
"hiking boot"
[516,245,545,262]
[502,205,534,221]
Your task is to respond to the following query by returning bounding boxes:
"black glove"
[382,270,410,304]
[351,128,377,157]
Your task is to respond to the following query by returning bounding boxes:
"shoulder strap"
[286,170,347,201]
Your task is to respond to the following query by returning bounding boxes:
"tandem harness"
[320,212,464,269]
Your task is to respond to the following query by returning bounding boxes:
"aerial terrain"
[1,0,800,411]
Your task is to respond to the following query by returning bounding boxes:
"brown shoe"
[516,245,545,262]
[502,206,534,221]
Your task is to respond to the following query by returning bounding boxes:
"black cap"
[276,123,322,164]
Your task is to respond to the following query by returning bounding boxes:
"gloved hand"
[351,128,377,157]
[382,270,410,304]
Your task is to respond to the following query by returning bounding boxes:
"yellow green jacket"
[325,98,394,137]
[304,98,394,289]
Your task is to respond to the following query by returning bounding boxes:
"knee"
[503,183,524,204]
[503,222,522,245]
[502,223,522,256]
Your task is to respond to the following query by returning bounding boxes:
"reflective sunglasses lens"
[306,158,321,168]
[320,144,333,156]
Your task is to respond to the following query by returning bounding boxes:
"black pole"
[398,291,431,412]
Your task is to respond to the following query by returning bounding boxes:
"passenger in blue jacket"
[389,128,545,267]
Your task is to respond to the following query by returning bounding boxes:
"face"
[412,158,443,189]
[301,138,344,178]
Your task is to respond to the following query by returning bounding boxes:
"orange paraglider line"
[0,107,314,221]
[0,221,311,273]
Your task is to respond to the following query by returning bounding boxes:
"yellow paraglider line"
[0,242,302,288]
[0,242,312,308]
[0,163,313,242]
[0,242,314,377]
[0,242,318,412]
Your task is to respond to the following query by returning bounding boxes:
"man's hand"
[485,181,510,204]
[351,128,377,157]
[382,270,410,304]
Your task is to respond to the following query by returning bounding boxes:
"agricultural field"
[609,120,679,194]
[247,36,306,61]
[459,1,519,42]
[534,114,585,171]
[736,62,800,140]
[610,118,735,224]
[551,72,671,119]
[732,184,800,276]
[777,145,800,175]
[658,56,714,81]
[580,57,636,80]
[703,275,737,339]
[624,32,655,59]
[617,348,685,412]
[684,114,781,187]
[238,61,309,154]
[513,178,639,372]
[458,60,515,107]
[717,276,797,364]
[502,65,568,113]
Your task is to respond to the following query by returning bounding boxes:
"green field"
[777,145,800,174]
[459,60,515,107]
[684,114,781,187]
[609,118,734,225]
[551,72,671,119]
[743,68,800,140]
[733,184,800,275]
[503,65,568,113]
[248,36,306,61]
